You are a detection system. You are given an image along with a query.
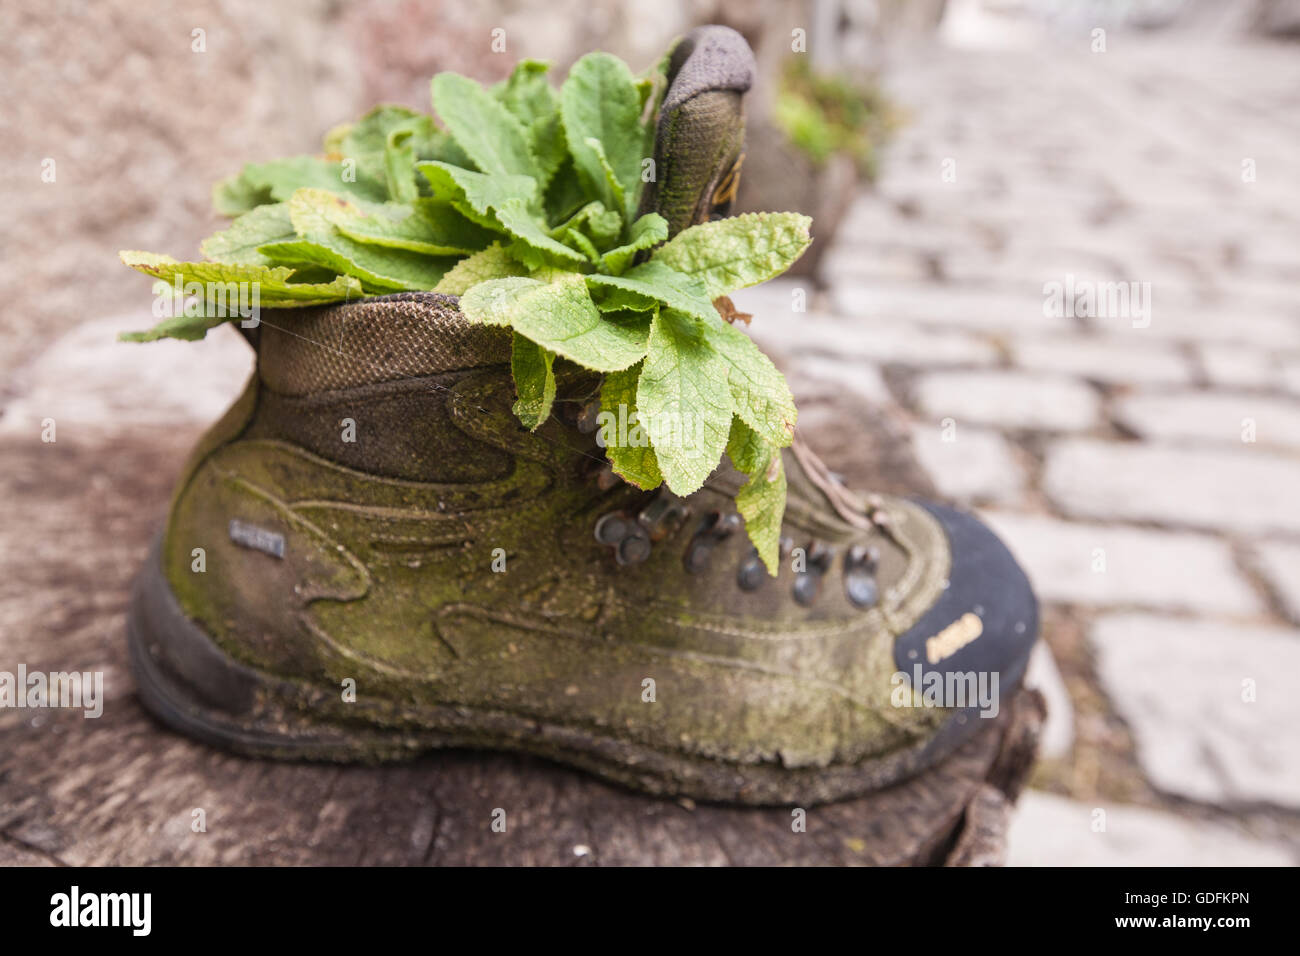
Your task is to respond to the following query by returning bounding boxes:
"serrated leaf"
[416,161,536,231]
[599,213,668,275]
[495,60,558,126]
[527,113,567,191]
[259,237,451,292]
[586,260,718,326]
[212,173,272,217]
[459,274,648,371]
[119,252,362,304]
[326,197,495,256]
[200,203,294,265]
[457,276,543,325]
[550,201,611,241]
[702,320,797,447]
[434,242,527,295]
[651,212,813,298]
[383,126,421,202]
[584,136,627,223]
[325,106,443,201]
[558,228,600,263]
[592,286,659,312]
[219,156,389,212]
[636,43,674,163]
[561,52,645,220]
[118,310,232,344]
[259,190,454,291]
[727,418,786,575]
[636,309,733,495]
[589,212,624,249]
[495,197,589,269]
[494,60,566,189]
[599,362,663,489]
[330,106,427,158]
[543,158,588,226]
[511,333,557,430]
[432,72,540,180]
[117,252,362,340]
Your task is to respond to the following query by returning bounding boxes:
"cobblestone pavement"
[736,33,1300,864]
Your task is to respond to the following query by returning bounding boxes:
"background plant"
[772,57,899,180]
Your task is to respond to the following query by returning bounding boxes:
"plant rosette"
[120,47,812,573]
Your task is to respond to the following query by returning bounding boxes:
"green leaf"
[527,113,567,191]
[326,106,443,201]
[434,242,527,295]
[494,60,566,189]
[326,197,495,256]
[416,161,537,231]
[212,173,272,217]
[727,418,786,576]
[599,213,667,275]
[258,189,455,291]
[586,260,718,326]
[561,52,645,220]
[651,212,813,298]
[558,227,600,263]
[117,252,362,340]
[543,158,588,225]
[200,203,294,265]
[119,251,362,305]
[636,309,733,495]
[702,320,797,447]
[494,60,558,126]
[591,286,659,313]
[219,156,389,211]
[431,72,540,180]
[119,309,232,344]
[459,274,648,371]
[494,198,590,269]
[599,363,663,489]
[550,200,607,236]
[636,44,673,165]
[583,136,627,224]
[331,106,427,157]
[383,126,421,202]
[510,333,557,431]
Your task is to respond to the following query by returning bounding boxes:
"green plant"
[772,58,898,179]
[119,48,811,572]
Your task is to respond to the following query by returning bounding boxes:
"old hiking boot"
[127,26,1039,805]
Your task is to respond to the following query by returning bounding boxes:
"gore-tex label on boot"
[229,519,285,559]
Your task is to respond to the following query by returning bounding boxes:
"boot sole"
[127,537,1006,806]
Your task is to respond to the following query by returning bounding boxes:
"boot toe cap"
[892,500,1039,696]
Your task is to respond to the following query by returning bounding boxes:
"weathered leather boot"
[127,27,1037,805]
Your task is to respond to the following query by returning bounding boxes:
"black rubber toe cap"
[893,501,1039,698]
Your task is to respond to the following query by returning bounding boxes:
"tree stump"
[0,355,1042,866]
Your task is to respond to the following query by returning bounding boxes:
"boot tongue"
[640,26,756,237]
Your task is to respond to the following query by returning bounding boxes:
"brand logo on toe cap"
[925,612,983,664]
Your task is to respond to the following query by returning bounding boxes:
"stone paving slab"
[1198,344,1288,390]
[1044,439,1300,535]
[914,371,1102,432]
[1091,613,1300,809]
[1007,791,1292,867]
[1250,541,1300,627]
[909,425,1026,506]
[979,512,1263,616]
[1010,336,1193,387]
[1114,390,1300,449]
